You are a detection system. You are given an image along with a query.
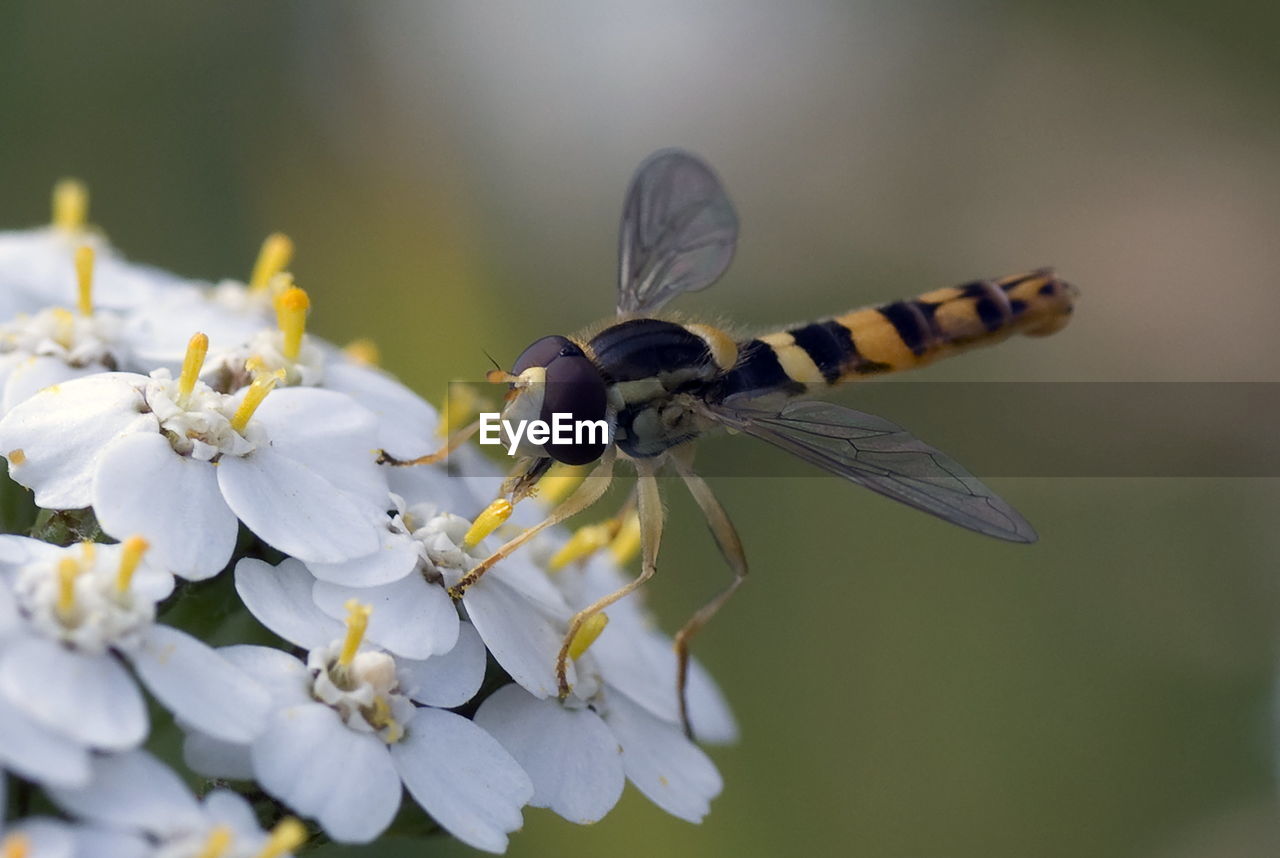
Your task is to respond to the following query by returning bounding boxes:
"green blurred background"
[3,2,1278,855]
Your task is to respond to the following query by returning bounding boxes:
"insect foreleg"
[668,443,748,739]
[376,419,482,467]
[555,456,664,698]
[448,445,617,598]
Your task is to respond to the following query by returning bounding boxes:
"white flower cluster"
[0,183,736,855]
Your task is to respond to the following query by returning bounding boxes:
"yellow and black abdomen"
[716,269,1076,401]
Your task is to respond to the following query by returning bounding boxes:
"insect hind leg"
[556,457,664,698]
[669,444,748,739]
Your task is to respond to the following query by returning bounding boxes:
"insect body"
[394,150,1077,732]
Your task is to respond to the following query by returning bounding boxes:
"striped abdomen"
[716,269,1076,400]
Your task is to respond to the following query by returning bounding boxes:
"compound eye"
[541,353,608,465]
[512,335,579,375]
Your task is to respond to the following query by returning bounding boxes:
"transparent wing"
[707,400,1038,543]
[617,149,739,316]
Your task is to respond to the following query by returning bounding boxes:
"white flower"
[0,536,271,789]
[0,334,390,578]
[198,284,441,456]
[472,549,736,825]
[181,579,531,852]
[46,750,306,858]
[274,486,582,696]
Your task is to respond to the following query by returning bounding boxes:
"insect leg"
[668,443,748,739]
[448,445,617,598]
[376,420,481,467]
[555,457,664,698]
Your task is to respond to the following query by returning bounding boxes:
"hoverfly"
[384,150,1076,732]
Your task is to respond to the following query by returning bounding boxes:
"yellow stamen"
[343,338,381,367]
[55,556,81,622]
[608,510,642,566]
[80,539,96,567]
[339,599,372,667]
[7,449,25,466]
[549,522,613,572]
[52,179,87,232]
[193,825,233,858]
[275,286,310,361]
[1,833,31,858]
[568,613,609,660]
[74,245,94,316]
[178,332,209,406]
[116,535,149,593]
[254,818,307,858]
[367,696,405,744]
[51,307,75,350]
[462,499,513,549]
[536,463,586,507]
[249,233,294,293]
[231,373,278,433]
[439,383,482,439]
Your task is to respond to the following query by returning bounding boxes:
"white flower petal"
[0,637,146,750]
[391,707,532,853]
[93,431,239,580]
[182,729,255,780]
[1,357,103,415]
[67,827,151,858]
[128,625,271,743]
[47,749,204,837]
[202,789,266,840]
[473,684,623,824]
[251,703,402,844]
[306,528,420,586]
[313,574,458,660]
[4,818,77,858]
[605,690,723,822]
[398,622,487,708]
[216,644,314,708]
[250,386,388,512]
[219,448,381,563]
[464,574,574,699]
[0,693,91,788]
[387,463,486,518]
[0,579,17,641]
[0,372,154,509]
[233,558,343,651]
[324,361,440,456]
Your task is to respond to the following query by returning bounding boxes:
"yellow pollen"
[7,449,25,465]
[178,332,210,406]
[339,599,372,667]
[249,233,294,293]
[193,825,233,858]
[439,383,482,439]
[254,818,307,858]
[231,373,278,434]
[549,522,613,572]
[275,286,310,362]
[51,307,75,350]
[1,833,31,858]
[74,245,94,316]
[116,535,149,593]
[608,510,642,566]
[52,178,88,232]
[568,613,609,661]
[343,338,381,367]
[536,463,586,506]
[462,499,513,549]
[55,556,81,622]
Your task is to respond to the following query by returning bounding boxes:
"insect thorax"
[588,318,726,458]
